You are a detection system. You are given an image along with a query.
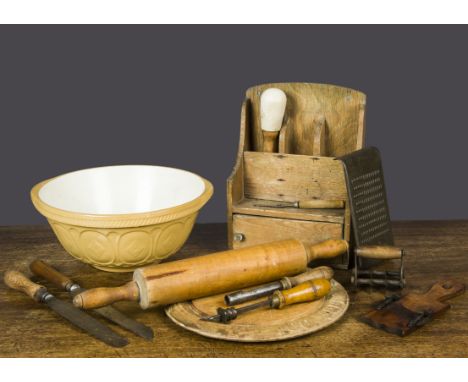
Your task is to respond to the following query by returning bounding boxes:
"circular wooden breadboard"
[165,279,349,342]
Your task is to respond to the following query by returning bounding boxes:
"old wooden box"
[227,83,366,269]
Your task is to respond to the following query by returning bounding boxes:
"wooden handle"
[273,279,331,309]
[424,280,465,302]
[30,260,73,290]
[298,200,345,209]
[4,270,46,302]
[306,239,348,262]
[73,281,139,309]
[285,266,334,288]
[355,246,403,259]
[262,131,280,153]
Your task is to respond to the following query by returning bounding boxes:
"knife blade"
[4,270,128,347]
[30,260,153,340]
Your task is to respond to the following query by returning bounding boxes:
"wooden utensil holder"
[227,83,366,269]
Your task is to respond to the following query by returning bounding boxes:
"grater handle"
[355,245,403,259]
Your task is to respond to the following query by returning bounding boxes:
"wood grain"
[76,239,346,310]
[232,214,343,249]
[165,279,347,342]
[1,222,468,357]
[246,83,366,156]
[243,151,348,203]
[227,83,362,251]
[274,279,331,309]
[232,198,345,224]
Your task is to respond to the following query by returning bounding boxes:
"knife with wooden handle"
[30,260,154,340]
[3,270,128,347]
[254,200,345,209]
[225,266,334,305]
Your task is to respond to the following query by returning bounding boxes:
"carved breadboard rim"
[31,177,213,228]
[165,279,349,342]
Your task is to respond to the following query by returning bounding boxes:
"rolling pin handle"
[73,281,140,309]
[286,266,334,287]
[306,239,349,263]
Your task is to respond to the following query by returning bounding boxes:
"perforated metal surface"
[340,147,394,247]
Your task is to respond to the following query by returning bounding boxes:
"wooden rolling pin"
[73,239,348,310]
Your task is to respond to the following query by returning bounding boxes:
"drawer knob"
[233,233,245,242]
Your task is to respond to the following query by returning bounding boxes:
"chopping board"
[165,279,349,342]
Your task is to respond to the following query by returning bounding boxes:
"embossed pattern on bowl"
[31,165,213,272]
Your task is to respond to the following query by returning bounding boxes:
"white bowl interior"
[38,165,206,215]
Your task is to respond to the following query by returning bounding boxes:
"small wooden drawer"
[233,214,343,248]
[232,214,349,268]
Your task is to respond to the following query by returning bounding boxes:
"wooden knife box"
[227,83,366,269]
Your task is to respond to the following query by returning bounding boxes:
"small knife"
[30,260,154,340]
[254,199,345,209]
[4,270,128,347]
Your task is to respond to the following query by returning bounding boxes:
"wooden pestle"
[73,239,348,310]
[261,88,286,153]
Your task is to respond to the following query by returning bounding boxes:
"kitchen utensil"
[3,270,128,347]
[30,260,154,340]
[225,266,333,306]
[254,199,345,209]
[260,88,287,152]
[339,147,405,288]
[165,279,348,342]
[360,280,465,336]
[73,239,348,310]
[203,279,331,323]
[30,165,213,272]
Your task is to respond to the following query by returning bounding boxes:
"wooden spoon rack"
[227,83,366,269]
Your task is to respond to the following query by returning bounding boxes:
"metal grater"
[339,147,404,288]
[339,147,393,247]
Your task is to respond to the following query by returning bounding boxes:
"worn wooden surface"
[232,198,345,223]
[243,151,347,203]
[1,221,467,357]
[166,279,348,342]
[232,214,342,249]
[246,83,366,156]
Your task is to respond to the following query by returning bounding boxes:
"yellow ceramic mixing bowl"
[31,165,213,272]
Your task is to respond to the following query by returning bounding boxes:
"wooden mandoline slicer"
[339,147,405,289]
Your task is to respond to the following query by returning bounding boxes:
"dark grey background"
[1,25,467,225]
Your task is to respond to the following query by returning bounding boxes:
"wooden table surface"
[1,221,467,357]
